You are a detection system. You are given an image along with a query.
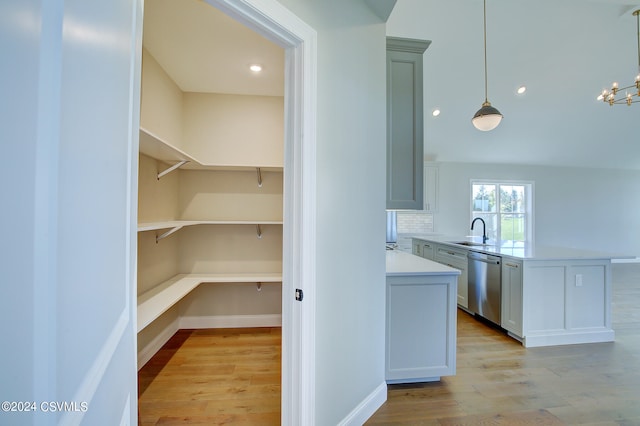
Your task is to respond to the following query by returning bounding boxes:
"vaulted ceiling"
[387,0,640,170]
[143,0,640,170]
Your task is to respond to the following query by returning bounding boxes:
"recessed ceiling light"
[249,64,262,72]
[432,108,441,117]
[517,86,527,94]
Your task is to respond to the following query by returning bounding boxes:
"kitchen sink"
[448,241,484,246]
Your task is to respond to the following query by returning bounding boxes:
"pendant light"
[472,0,503,131]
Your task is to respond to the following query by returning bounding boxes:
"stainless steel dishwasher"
[467,251,502,326]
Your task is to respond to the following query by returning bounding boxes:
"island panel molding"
[411,237,615,348]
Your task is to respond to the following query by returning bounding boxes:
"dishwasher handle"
[467,251,501,264]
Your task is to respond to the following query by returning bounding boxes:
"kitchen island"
[385,249,460,383]
[411,235,621,348]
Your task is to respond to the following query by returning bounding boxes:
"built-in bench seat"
[137,272,283,333]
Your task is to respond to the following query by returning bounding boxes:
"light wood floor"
[138,263,640,425]
[138,327,281,425]
[367,262,640,425]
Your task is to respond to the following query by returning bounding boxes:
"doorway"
[135,0,317,423]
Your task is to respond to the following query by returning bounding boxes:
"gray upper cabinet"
[386,37,431,210]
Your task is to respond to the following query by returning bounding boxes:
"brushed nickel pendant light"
[472,0,503,131]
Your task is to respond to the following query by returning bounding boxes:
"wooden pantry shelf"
[138,220,283,232]
[139,127,195,164]
[138,220,283,241]
[139,127,283,173]
[137,272,283,333]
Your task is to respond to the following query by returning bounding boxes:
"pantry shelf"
[137,272,283,333]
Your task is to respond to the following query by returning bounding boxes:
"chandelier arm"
[636,9,639,72]
[597,9,640,106]
[608,96,640,105]
[613,83,639,91]
[611,100,640,105]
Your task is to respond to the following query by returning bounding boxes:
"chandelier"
[598,9,640,106]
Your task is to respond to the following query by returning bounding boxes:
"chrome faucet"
[471,217,488,244]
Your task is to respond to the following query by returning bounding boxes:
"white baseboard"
[612,257,640,264]
[524,329,615,348]
[179,314,282,329]
[137,317,179,370]
[337,381,387,426]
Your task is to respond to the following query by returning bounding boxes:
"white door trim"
[202,1,317,424]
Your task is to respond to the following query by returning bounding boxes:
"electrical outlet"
[575,274,583,287]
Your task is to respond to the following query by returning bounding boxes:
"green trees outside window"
[471,182,532,245]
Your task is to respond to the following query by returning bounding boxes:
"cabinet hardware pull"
[256,224,262,239]
[505,262,519,268]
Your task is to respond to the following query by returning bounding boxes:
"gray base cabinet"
[413,238,469,309]
[412,240,435,260]
[434,245,469,309]
[385,273,457,383]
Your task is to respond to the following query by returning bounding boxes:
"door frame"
[199,1,317,423]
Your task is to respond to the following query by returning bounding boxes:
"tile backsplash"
[393,211,434,252]
[397,210,434,234]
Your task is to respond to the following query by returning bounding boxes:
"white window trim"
[470,179,535,245]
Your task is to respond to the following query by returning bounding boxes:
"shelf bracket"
[156,225,183,243]
[256,167,263,188]
[256,224,262,239]
[158,160,189,180]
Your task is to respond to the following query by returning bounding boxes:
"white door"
[1,0,142,424]
[1,0,315,424]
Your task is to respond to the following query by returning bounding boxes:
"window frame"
[469,179,535,246]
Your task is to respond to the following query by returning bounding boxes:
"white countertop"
[409,234,630,261]
[386,249,461,276]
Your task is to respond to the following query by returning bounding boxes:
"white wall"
[275,0,389,424]
[140,48,184,148]
[182,92,284,167]
[435,162,640,258]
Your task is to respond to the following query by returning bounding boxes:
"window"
[471,180,533,246]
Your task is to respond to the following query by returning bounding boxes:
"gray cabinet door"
[386,37,430,209]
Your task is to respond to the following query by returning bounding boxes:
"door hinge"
[295,288,303,301]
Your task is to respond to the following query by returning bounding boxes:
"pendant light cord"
[483,0,488,103]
